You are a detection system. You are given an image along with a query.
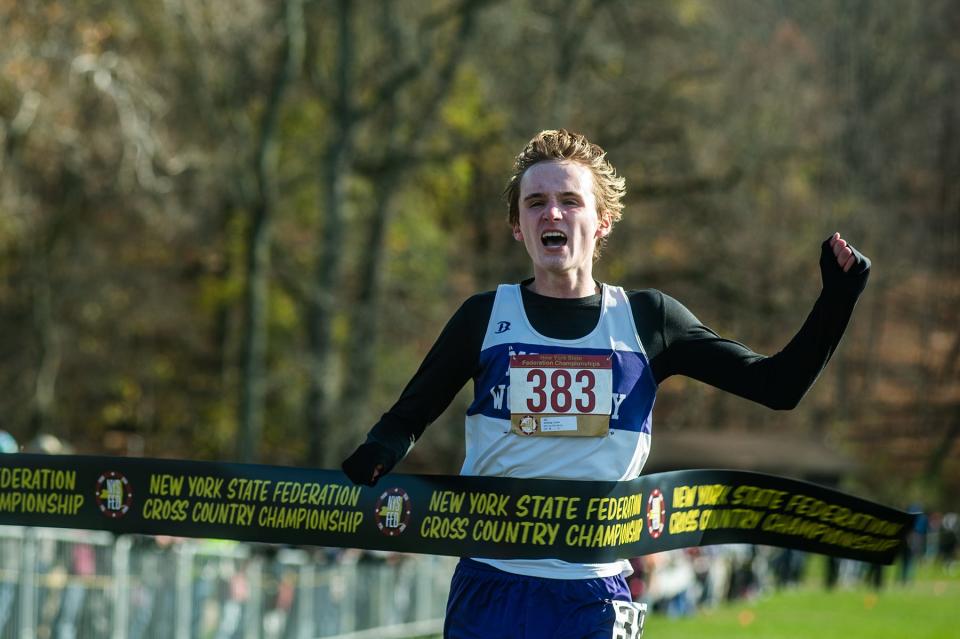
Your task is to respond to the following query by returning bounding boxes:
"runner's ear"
[596,211,612,238]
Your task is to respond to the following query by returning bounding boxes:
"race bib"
[611,601,646,638]
[508,353,613,437]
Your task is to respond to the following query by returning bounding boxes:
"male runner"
[342,129,869,638]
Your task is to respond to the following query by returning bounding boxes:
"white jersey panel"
[462,283,656,579]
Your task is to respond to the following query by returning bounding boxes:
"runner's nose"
[544,202,563,220]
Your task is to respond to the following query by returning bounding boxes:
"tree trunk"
[237,0,304,462]
[337,1,486,438]
[922,79,960,482]
[338,173,398,431]
[307,0,355,466]
[29,247,60,439]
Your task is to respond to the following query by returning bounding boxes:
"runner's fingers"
[842,253,856,272]
[836,246,853,268]
[832,238,848,258]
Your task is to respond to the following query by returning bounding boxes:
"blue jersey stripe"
[467,342,655,435]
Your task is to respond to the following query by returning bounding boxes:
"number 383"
[525,368,596,413]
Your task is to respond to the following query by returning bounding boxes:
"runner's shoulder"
[457,290,497,314]
[624,288,667,315]
[624,288,695,319]
[622,288,704,354]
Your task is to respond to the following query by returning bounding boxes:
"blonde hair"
[504,129,625,253]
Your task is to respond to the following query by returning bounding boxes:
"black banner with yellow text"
[0,454,915,564]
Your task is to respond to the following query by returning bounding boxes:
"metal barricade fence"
[0,525,115,639]
[0,527,455,639]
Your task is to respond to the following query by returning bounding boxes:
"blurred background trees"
[1,0,957,507]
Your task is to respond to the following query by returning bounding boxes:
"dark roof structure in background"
[644,430,853,483]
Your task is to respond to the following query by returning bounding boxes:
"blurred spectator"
[825,555,840,590]
[700,546,733,608]
[0,431,17,634]
[214,557,250,639]
[938,513,958,573]
[771,548,807,589]
[865,562,884,590]
[25,434,73,455]
[726,545,760,600]
[626,557,647,602]
[55,536,100,639]
[643,550,697,617]
[899,505,927,584]
[0,431,18,454]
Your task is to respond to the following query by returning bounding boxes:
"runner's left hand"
[820,232,870,295]
[828,232,857,272]
[342,442,394,486]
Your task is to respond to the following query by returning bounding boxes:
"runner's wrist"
[341,441,398,486]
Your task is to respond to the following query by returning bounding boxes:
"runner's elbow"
[764,392,804,411]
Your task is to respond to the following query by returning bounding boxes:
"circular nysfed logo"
[95,471,133,519]
[647,488,666,539]
[374,487,412,537]
[518,415,539,436]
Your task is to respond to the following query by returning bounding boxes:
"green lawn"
[420,562,958,639]
[645,562,959,639]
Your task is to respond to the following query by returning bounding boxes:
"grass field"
[645,562,958,639]
[422,561,958,638]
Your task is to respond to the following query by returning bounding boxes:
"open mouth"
[541,231,567,248]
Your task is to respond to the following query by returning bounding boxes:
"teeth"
[541,231,567,247]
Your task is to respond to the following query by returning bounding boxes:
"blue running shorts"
[444,559,646,639]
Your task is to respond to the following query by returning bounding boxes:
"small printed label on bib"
[540,416,577,432]
[509,353,613,437]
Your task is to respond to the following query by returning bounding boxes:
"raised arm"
[650,233,870,408]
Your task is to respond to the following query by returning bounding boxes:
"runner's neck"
[526,273,599,299]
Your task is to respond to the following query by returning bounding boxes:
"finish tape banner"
[0,454,915,564]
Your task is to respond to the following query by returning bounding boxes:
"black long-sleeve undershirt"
[364,241,870,467]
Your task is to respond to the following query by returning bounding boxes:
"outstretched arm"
[651,233,870,408]
[341,294,493,485]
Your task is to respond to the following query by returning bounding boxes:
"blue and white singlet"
[463,283,657,579]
